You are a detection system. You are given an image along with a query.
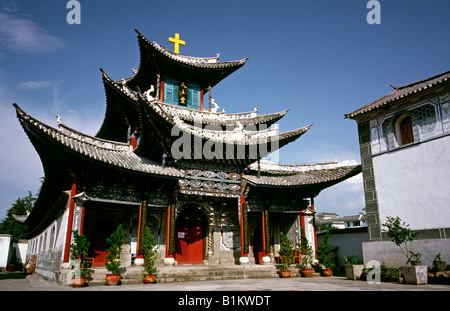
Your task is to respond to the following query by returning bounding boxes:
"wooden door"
[175,224,204,264]
[88,219,116,267]
[253,226,264,264]
[175,208,205,265]
[400,116,414,145]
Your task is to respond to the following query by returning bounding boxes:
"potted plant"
[382,216,418,265]
[69,229,90,287]
[433,253,446,272]
[344,255,364,280]
[104,224,124,285]
[278,232,294,277]
[409,251,422,266]
[141,226,158,284]
[316,230,334,276]
[298,227,314,277]
[300,245,314,277]
[382,216,426,285]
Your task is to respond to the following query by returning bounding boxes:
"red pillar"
[160,80,165,103]
[63,178,77,262]
[200,89,204,111]
[165,193,175,259]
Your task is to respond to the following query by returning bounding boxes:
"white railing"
[159,102,258,122]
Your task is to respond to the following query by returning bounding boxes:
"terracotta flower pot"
[279,270,291,278]
[72,277,86,288]
[105,274,121,285]
[302,268,314,277]
[321,269,333,277]
[143,274,156,284]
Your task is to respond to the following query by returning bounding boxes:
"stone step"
[82,265,282,286]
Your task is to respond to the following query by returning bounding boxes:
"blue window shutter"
[188,84,200,110]
[164,79,178,105]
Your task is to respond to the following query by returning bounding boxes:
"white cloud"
[0,11,66,54]
[1,0,18,13]
[17,80,54,90]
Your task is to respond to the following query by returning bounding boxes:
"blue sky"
[1,0,449,221]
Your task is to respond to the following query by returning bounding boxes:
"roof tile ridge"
[396,69,450,90]
[136,29,248,66]
[14,103,131,152]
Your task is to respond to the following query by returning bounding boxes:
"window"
[396,114,414,146]
[164,78,201,109]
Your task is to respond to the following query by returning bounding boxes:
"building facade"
[346,70,450,267]
[16,30,360,282]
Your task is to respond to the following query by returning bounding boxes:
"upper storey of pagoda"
[125,30,248,111]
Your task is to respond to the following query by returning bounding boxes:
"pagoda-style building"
[15,30,360,282]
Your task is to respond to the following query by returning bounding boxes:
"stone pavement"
[1,271,449,291]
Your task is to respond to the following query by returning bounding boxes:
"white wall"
[0,235,11,269]
[363,239,450,268]
[14,241,28,265]
[26,195,70,282]
[373,135,450,230]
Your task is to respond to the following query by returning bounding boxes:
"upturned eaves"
[243,164,361,187]
[14,104,183,178]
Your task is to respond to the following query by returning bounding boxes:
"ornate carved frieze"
[178,168,241,198]
[246,198,308,213]
[85,184,142,203]
[84,184,169,207]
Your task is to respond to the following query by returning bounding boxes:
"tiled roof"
[345,70,450,119]
[135,29,248,69]
[14,104,183,178]
[101,69,288,127]
[243,163,361,187]
[138,92,312,146]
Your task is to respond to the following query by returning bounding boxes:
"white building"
[346,70,450,267]
[316,212,367,230]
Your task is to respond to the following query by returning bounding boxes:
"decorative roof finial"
[168,33,185,54]
[390,84,399,90]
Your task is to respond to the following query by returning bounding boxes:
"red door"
[253,226,264,264]
[88,219,116,267]
[175,224,204,264]
[175,208,205,265]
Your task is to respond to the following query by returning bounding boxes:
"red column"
[63,178,77,262]
[200,89,204,111]
[165,193,175,259]
[160,80,165,103]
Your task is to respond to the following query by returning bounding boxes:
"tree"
[142,226,158,276]
[278,232,294,271]
[382,216,418,264]
[317,229,335,269]
[0,191,36,241]
[105,224,124,274]
[69,229,90,277]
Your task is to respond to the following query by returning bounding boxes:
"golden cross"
[168,33,185,54]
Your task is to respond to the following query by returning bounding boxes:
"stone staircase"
[85,264,281,286]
